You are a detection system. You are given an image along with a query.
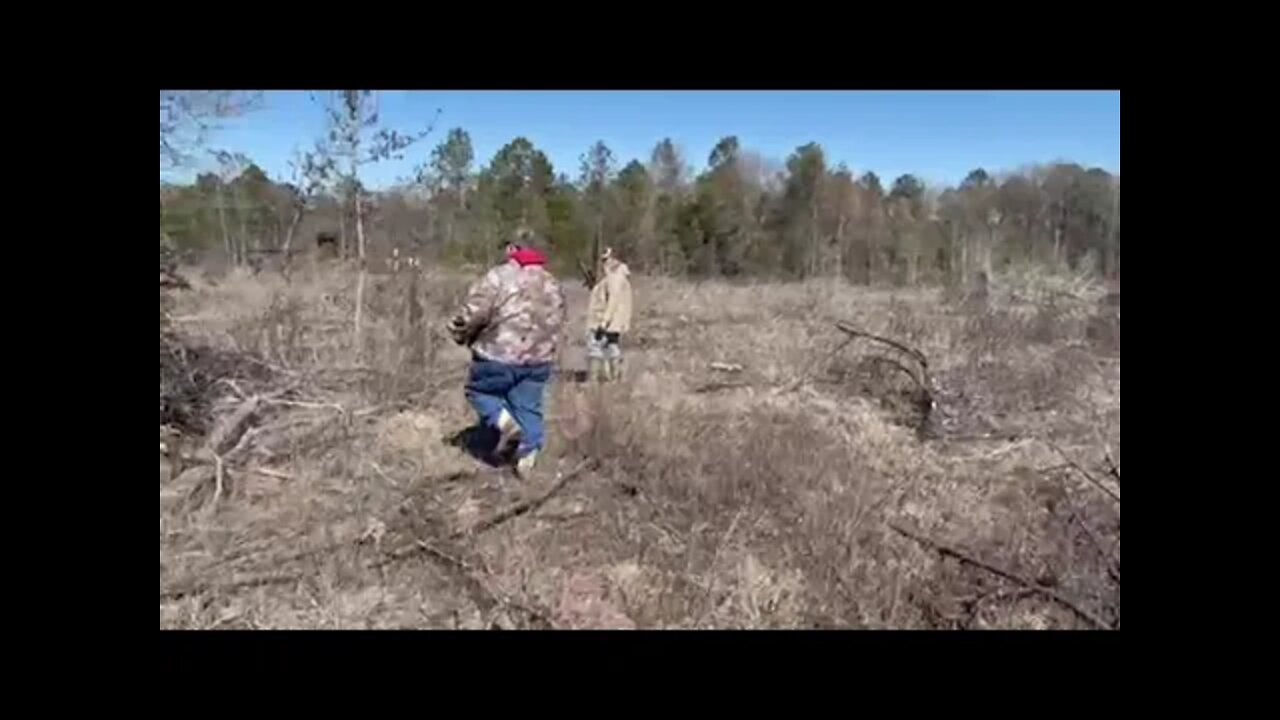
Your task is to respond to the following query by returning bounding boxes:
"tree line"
[160,91,1120,286]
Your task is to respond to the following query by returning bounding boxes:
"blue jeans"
[465,356,552,459]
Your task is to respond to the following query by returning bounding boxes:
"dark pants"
[465,356,552,458]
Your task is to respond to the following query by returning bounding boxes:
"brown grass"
[159,263,1120,630]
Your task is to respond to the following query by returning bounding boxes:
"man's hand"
[448,316,472,346]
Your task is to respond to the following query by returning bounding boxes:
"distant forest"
[160,91,1119,285]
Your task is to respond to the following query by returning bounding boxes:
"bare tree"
[278,145,337,271]
[160,91,262,171]
[312,91,439,353]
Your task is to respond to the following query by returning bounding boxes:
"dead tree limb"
[1046,441,1120,504]
[1068,510,1120,580]
[1103,449,1121,485]
[160,571,304,601]
[776,333,858,394]
[889,523,1111,630]
[832,323,936,412]
[694,381,752,394]
[411,540,557,629]
[862,354,931,396]
[207,396,261,456]
[835,322,930,373]
[578,257,598,289]
[461,458,597,537]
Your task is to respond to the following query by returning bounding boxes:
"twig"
[862,354,932,396]
[248,467,294,480]
[698,508,747,626]
[413,540,557,629]
[208,396,261,455]
[211,454,225,507]
[965,588,1038,629]
[217,378,247,399]
[834,322,930,370]
[776,333,857,394]
[889,523,1110,630]
[693,381,752,394]
[160,571,304,601]
[225,425,264,462]
[932,431,1023,443]
[1103,448,1121,485]
[460,458,597,537]
[369,460,399,487]
[1068,510,1120,578]
[1045,441,1120,504]
[709,362,744,373]
[266,399,347,413]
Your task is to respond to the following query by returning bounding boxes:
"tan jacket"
[587,260,633,334]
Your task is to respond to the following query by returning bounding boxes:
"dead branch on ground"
[775,333,857,395]
[835,322,931,373]
[1103,448,1121,484]
[207,396,261,456]
[463,458,598,537]
[411,540,557,629]
[889,523,1111,630]
[160,571,305,602]
[1045,441,1120,503]
[693,381,753,394]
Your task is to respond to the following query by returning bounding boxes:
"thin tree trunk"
[353,180,366,355]
[281,206,303,270]
[809,200,819,279]
[836,214,844,280]
[984,226,996,279]
[236,187,250,265]
[216,186,232,265]
[339,211,348,261]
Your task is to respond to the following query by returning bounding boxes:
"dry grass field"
[159,260,1119,629]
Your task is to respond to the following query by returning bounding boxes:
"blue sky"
[166,90,1119,189]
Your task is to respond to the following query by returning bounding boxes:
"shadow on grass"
[446,424,508,468]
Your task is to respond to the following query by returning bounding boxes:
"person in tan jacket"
[585,247,633,382]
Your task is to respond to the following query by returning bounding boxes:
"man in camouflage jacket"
[448,230,566,475]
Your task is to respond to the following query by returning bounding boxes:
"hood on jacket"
[605,258,630,277]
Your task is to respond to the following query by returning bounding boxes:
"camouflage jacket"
[449,259,566,366]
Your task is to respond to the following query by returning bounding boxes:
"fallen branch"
[1068,510,1120,579]
[835,322,930,372]
[1103,448,1121,485]
[889,523,1111,630]
[697,508,748,626]
[160,571,305,601]
[207,396,261,456]
[965,588,1038,629]
[248,467,294,480]
[412,540,557,629]
[265,398,347,413]
[1045,441,1120,504]
[861,354,933,398]
[709,362,744,373]
[693,381,752,394]
[461,458,597,537]
[211,454,226,507]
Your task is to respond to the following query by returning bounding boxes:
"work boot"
[494,408,523,461]
[515,449,539,478]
